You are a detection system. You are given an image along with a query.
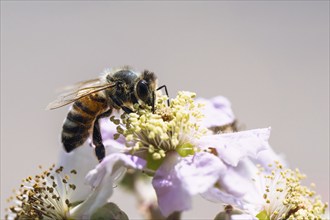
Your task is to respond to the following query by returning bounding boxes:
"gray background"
[1,1,329,219]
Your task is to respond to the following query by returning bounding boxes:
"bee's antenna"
[157,85,170,106]
[152,91,156,113]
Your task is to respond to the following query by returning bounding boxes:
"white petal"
[71,153,146,218]
[57,144,98,202]
[70,172,115,219]
[85,153,146,188]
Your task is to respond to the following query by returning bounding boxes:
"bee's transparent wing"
[56,78,102,93]
[46,79,115,110]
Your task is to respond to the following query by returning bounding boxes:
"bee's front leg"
[93,109,112,162]
[157,84,170,106]
[111,96,134,114]
[121,106,133,114]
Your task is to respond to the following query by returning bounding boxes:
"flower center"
[257,162,328,220]
[112,91,206,164]
[6,165,78,220]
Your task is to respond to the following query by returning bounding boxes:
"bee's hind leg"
[93,109,112,162]
[93,122,105,163]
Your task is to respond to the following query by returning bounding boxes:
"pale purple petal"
[202,158,265,215]
[99,112,126,154]
[202,187,246,209]
[103,139,127,154]
[219,160,263,208]
[255,145,287,170]
[152,152,191,217]
[177,152,226,195]
[220,167,253,197]
[152,151,225,217]
[99,111,123,141]
[196,96,235,128]
[196,128,271,166]
[202,186,262,216]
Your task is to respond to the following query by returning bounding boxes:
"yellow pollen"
[259,162,328,220]
[113,91,206,160]
[152,153,162,160]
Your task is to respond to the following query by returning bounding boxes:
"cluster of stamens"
[257,161,328,220]
[111,91,206,162]
[5,165,77,220]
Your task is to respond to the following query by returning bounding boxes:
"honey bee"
[47,66,168,162]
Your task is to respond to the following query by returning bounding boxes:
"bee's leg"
[157,85,170,106]
[121,106,133,114]
[93,109,112,162]
[93,122,105,163]
[111,97,134,114]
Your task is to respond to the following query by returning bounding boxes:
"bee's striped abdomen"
[61,94,107,152]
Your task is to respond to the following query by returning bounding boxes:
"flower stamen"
[6,165,78,220]
[111,91,207,166]
[257,162,328,220]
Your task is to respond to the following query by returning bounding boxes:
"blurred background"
[1,1,329,219]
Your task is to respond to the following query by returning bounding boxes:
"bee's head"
[135,70,157,107]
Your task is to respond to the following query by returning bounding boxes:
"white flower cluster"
[5,92,328,220]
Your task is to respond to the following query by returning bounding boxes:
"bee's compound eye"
[137,80,149,101]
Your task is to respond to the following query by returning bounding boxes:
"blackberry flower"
[87,91,272,217]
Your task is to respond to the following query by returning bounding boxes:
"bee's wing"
[56,78,102,93]
[46,79,116,110]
